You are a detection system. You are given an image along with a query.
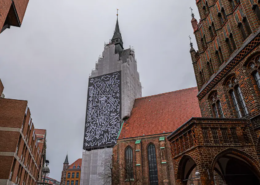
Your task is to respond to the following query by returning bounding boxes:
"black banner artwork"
[83,71,121,150]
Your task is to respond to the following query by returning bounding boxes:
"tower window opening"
[252,3,260,20]
[243,18,252,36]
[207,61,214,76]
[209,27,214,39]
[222,9,228,22]
[226,38,233,54]
[230,34,237,50]
[238,22,247,40]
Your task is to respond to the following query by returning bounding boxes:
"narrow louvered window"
[125,146,133,179]
[231,128,239,143]
[221,128,229,143]
[148,144,158,185]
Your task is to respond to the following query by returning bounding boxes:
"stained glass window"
[148,144,158,185]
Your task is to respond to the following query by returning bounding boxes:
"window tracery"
[209,91,224,118]
[247,55,260,91]
[125,146,133,179]
[226,76,248,118]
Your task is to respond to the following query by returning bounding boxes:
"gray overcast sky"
[0,0,199,181]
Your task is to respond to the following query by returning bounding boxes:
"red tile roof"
[68,158,82,170]
[118,87,201,139]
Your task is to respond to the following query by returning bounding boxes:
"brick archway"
[211,148,260,185]
[176,155,197,185]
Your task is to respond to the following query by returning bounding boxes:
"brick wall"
[0,98,45,185]
[113,134,175,185]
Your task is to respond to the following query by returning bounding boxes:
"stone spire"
[64,154,69,164]
[111,12,124,54]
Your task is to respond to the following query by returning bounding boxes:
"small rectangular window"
[67,181,69,185]
[71,181,74,185]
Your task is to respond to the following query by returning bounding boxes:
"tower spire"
[112,9,124,54]
[64,154,69,164]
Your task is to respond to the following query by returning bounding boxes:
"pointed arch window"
[216,48,224,66]
[207,60,214,76]
[125,146,133,179]
[247,54,260,93]
[148,144,158,185]
[209,92,224,118]
[249,0,260,20]
[226,76,248,118]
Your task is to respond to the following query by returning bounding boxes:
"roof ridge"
[135,87,198,100]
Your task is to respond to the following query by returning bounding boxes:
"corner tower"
[80,16,142,185]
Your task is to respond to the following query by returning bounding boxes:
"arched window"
[216,48,224,66]
[249,0,260,20]
[67,181,69,185]
[67,173,70,178]
[207,60,214,76]
[221,8,227,22]
[76,172,79,178]
[72,173,74,178]
[226,76,248,118]
[148,144,158,185]
[125,146,133,179]
[209,92,224,118]
[247,55,260,91]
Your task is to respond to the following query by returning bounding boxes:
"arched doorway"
[177,156,200,185]
[212,151,260,185]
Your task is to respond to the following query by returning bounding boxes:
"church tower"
[60,155,69,185]
[80,15,142,185]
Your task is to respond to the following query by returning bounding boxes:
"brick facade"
[113,134,175,185]
[167,0,260,184]
[0,83,46,185]
[0,0,29,33]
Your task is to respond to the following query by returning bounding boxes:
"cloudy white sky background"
[0,0,199,180]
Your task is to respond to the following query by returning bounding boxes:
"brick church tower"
[60,155,69,185]
[168,0,260,185]
[80,15,142,185]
